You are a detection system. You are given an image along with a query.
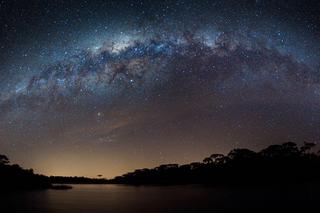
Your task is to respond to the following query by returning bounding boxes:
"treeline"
[2,141,320,188]
[110,142,320,185]
[0,155,108,190]
[0,155,51,190]
[49,176,108,184]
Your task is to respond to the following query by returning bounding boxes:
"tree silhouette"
[1,141,320,188]
[210,154,227,165]
[0,154,9,165]
[300,141,316,154]
[110,141,320,185]
[282,142,300,155]
[228,148,257,160]
[203,157,213,164]
[0,154,52,190]
[260,142,300,159]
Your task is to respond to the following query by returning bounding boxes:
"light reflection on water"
[1,184,319,213]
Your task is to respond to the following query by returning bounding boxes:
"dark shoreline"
[2,142,320,190]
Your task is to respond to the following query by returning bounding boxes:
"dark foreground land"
[110,142,320,185]
[1,142,320,212]
[0,154,51,190]
[1,142,320,188]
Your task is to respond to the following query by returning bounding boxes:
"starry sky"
[0,0,320,178]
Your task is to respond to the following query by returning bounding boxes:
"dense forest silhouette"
[49,176,108,184]
[110,142,320,185]
[0,154,51,190]
[1,141,320,189]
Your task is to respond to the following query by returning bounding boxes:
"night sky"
[1,0,320,178]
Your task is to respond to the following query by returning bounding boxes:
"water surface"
[2,184,320,212]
